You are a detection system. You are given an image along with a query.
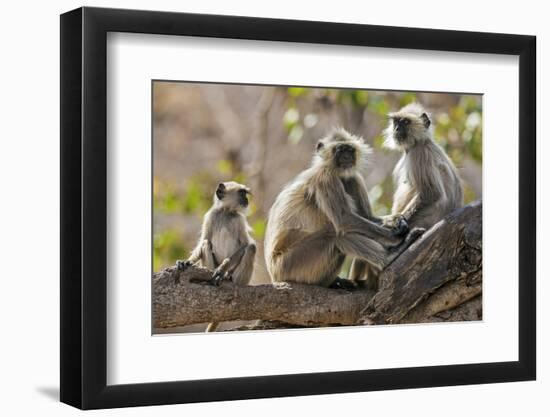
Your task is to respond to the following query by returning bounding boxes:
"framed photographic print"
[60,6,536,409]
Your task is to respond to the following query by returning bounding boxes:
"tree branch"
[362,200,482,324]
[153,201,482,330]
[154,269,375,328]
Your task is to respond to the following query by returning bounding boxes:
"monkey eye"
[316,141,324,151]
[394,118,410,126]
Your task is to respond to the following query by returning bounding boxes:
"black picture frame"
[60,6,536,410]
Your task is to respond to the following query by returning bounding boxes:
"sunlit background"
[153,82,482,286]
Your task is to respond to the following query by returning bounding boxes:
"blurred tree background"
[153,82,482,284]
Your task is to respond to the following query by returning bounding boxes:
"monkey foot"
[208,270,228,287]
[329,277,357,291]
[189,275,225,286]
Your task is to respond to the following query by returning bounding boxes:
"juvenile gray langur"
[264,128,420,290]
[177,181,256,332]
[383,103,464,230]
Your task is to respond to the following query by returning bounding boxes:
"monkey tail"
[206,322,219,332]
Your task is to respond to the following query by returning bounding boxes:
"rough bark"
[153,201,482,330]
[154,269,376,328]
[362,200,482,325]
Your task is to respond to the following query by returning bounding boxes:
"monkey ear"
[216,183,226,200]
[316,141,324,151]
[421,112,431,128]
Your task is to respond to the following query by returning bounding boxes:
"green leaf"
[183,180,203,214]
[288,87,306,97]
[399,92,417,107]
[232,172,248,184]
[283,107,300,131]
[367,95,390,116]
[351,90,369,106]
[252,219,267,239]
[217,159,233,175]
[153,230,188,272]
[373,135,385,150]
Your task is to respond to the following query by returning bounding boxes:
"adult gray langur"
[382,103,464,230]
[264,128,421,290]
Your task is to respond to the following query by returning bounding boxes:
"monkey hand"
[176,259,193,271]
[382,214,409,236]
[395,216,409,236]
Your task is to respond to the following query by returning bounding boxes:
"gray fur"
[264,128,409,288]
[185,181,256,331]
[383,103,464,229]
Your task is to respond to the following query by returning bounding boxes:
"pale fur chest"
[211,226,241,262]
[392,156,415,212]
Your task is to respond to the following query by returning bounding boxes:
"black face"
[333,143,356,169]
[216,183,226,200]
[393,117,411,141]
[238,189,249,207]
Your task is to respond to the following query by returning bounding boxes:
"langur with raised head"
[264,128,420,290]
[382,103,463,230]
